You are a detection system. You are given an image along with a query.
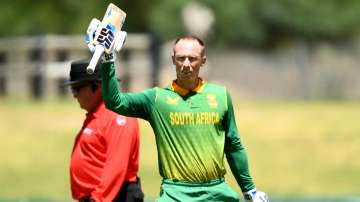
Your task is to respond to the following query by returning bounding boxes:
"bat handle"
[87,45,105,74]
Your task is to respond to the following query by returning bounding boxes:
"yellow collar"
[171,78,205,96]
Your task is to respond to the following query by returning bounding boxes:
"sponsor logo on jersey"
[207,94,218,108]
[166,96,180,105]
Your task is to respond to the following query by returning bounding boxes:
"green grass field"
[0,97,359,201]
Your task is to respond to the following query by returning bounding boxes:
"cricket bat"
[87,3,126,74]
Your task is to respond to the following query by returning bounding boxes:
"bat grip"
[87,45,105,74]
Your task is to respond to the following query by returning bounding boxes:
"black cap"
[62,60,101,86]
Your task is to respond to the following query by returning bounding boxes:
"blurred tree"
[150,0,186,38]
[0,0,157,36]
[204,0,267,47]
[257,0,360,44]
[1,0,359,47]
[116,0,159,32]
[0,0,105,36]
[150,0,360,47]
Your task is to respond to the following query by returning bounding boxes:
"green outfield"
[0,97,359,201]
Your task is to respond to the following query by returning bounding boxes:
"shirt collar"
[86,101,105,118]
[171,78,206,96]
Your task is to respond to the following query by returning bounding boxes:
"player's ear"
[202,55,207,66]
[172,54,176,65]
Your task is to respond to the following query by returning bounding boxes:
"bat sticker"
[97,25,115,49]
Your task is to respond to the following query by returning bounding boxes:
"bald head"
[173,35,205,56]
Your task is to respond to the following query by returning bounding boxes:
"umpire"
[63,60,144,202]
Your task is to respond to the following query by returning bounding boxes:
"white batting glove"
[101,30,127,63]
[113,30,127,52]
[243,188,269,202]
[84,18,127,63]
[85,18,101,53]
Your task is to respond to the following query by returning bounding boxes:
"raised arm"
[85,19,155,119]
[100,61,155,120]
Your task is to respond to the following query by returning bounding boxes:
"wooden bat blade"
[104,3,126,32]
[86,3,127,74]
[94,3,126,54]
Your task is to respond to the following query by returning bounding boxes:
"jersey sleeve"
[223,90,256,192]
[100,62,156,120]
[91,116,140,202]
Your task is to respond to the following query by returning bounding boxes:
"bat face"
[94,3,126,53]
[97,25,115,50]
[86,3,126,74]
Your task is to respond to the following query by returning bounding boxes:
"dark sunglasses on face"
[71,83,90,95]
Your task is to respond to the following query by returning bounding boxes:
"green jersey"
[101,62,255,192]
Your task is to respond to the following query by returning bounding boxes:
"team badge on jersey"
[207,94,218,108]
[166,96,179,105]
[116,116,127,125]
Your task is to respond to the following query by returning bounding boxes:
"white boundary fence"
[0,36,359,100]
[0,34,159,99]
